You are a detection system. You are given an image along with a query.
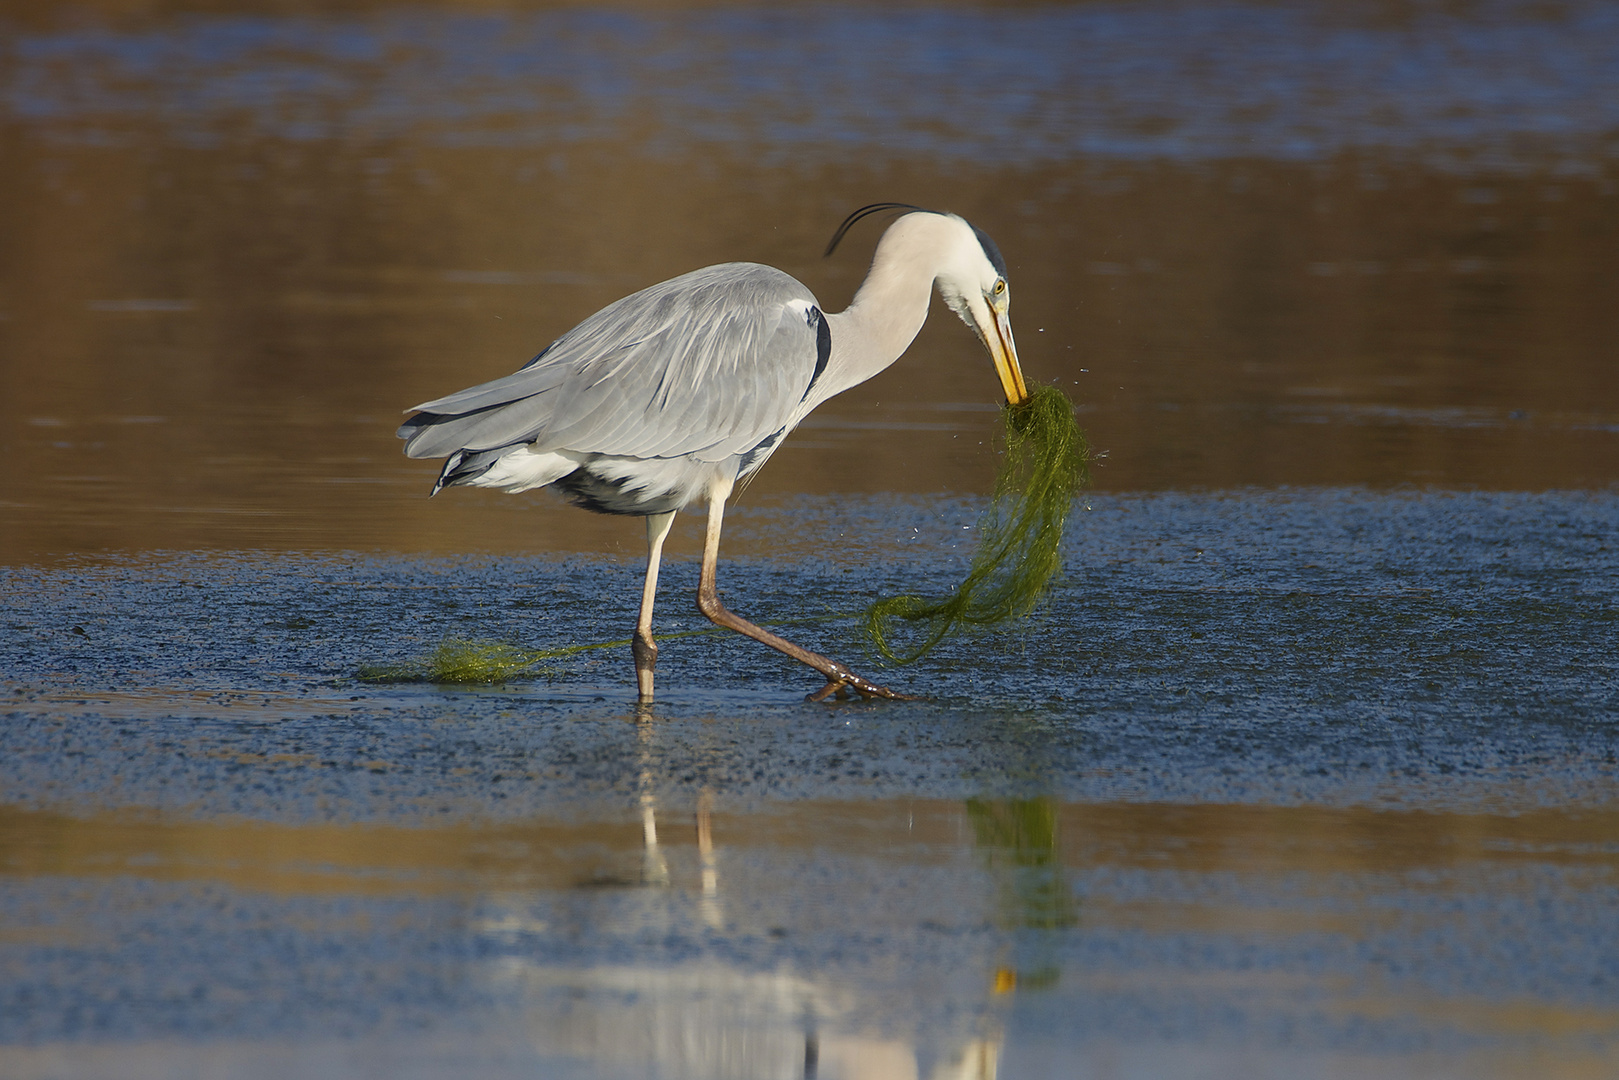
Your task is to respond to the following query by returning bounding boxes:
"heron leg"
[635,511,677,700]
[695,487,914,702]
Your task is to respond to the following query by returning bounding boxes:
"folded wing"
[398,263,825,466]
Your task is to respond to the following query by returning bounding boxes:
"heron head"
[826,204,1031,406]
[931,215,1030,407]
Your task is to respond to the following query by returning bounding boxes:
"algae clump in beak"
[865,383,1089,664]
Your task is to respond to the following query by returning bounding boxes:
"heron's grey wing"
[399,263,824,463]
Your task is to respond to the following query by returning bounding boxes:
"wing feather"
[400,264,821,464]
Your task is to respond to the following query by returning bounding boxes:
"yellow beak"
[986,306,1029,405]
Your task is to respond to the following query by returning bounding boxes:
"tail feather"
[429,445,516,496]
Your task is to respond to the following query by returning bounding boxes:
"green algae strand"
[864,383,1089,664]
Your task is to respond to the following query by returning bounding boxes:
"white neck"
[813,214,965,404]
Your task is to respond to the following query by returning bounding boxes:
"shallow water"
[3,0,1619,1076]
[4,492,1619,1076]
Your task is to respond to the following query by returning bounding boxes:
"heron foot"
[805,665,918,703]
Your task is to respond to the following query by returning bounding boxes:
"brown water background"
[3,0,1616,562]
[4,8,1619,1073]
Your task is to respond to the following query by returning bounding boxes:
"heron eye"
[993,279,1006,296]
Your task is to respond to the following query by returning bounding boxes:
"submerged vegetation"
[356,637,577,684]
[865,384,1089,664]
[357,618,832,685]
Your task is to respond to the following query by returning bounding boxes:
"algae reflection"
[968,797,1079,993]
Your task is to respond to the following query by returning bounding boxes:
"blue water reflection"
[6,2,1619,166]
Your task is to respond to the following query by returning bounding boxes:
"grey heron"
[399,203,1030,701]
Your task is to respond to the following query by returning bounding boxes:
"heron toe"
[806,671,918,703]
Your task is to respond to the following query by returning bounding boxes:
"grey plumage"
[400,205,1029,700]
[400,263,826,513]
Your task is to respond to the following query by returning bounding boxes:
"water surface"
[4,492,1619,1076]
[2,2,1617,1076]
[4,0,1619,561]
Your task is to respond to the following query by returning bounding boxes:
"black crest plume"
[824,202,932,257]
